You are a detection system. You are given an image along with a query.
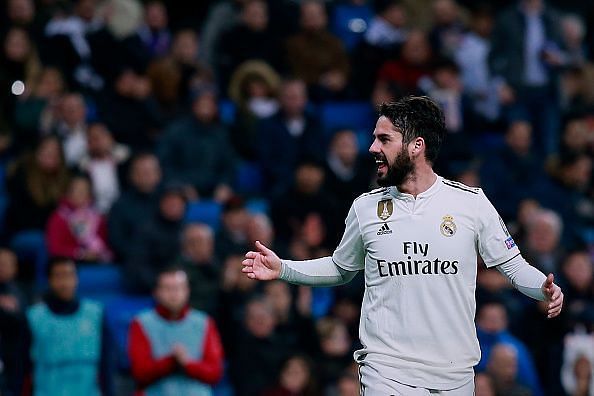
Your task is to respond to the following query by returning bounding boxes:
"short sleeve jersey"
[332,176,520,390]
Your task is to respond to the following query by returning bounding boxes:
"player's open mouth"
[376,158,388,172]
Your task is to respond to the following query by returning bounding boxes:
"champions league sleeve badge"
[440,215,457,237]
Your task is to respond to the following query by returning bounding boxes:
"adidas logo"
[377,223,392,235]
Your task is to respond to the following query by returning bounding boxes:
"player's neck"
[397,163,437,198]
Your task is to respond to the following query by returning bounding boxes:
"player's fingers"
[242,258,253,266]
[548,298,562,310]
[550,287,561,301]
[544,273,554,287]
[241,266,253,273]
[247,272,256,279]
[255,240,272,255]
[245,251,257,259]
[548,307,562,318]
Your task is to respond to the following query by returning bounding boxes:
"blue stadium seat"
[104,296,154,370]
[78,265,125,301]
[245,198,269,215]
[331,4,374,51]
[185,200,223,231]
[319,101,375,136]
[218,99,236,125]
[235,161,263,195]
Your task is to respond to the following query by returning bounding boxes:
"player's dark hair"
[47,256,76,277]
[378,96,446,163]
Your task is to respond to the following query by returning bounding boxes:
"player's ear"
[410,137,424,156]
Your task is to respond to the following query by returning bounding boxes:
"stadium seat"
[331,3,374,51]
[10,230,48,290]
[185,200,223,231]
[319,101,375,136]
[218,99,236,125]
[235,161,263,196]
[104,296,154,370]
[245,198,269,215]
[78,265,125,302]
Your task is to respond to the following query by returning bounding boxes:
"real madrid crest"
[377,199,393,221]
[440,215,456,237]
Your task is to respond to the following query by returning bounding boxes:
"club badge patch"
[440,215,457,237]
[377,199,393,221]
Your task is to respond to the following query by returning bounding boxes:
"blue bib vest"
[27,299,103,396]
[137,308,212,396]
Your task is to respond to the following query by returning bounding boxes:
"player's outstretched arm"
[541,273,564,319]
[242,241,281,281]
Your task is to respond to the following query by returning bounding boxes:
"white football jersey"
[332,175,520,390]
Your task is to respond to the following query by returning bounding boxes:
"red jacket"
[128,305,224,395]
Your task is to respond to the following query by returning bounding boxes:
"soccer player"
[242,96,564,395]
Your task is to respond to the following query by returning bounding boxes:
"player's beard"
[376,146,414,187]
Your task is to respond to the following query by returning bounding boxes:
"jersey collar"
[389,174,443,200]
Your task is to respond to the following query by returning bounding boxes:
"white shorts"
[359,363,475,396]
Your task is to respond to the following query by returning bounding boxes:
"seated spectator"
[262,355,320,396]
[364,0,408,49]
[5,135,70,238]
[428,0,466,58]
[245,213,275,250]
[216,196,250,260]
[230,297,291,396]
[561,331,594,396]
[136,1,172,59]
[316,317,354,391]
[125,183,187,293]
[334,371,360,396]
[129,266,224,396]
[486,343,533,396]
[96,69,162,150]
[158,84,236,201]
[285,0,350,100]
[228,60,280,160]
[257,78,324,199]
[174,224,221,316]
[108,152,161,261]
[0,248,27,396]
[50,92,89,166]
[475,372,496,396]
[24,257,113,395]
[480,120,546,221]
[522,208,564,276]
[476,302,543,396]
[324,129,374,218]
[558,251,594,328]
[377,29,433,95]
[46,174,112,263]
[78,123,130,213]
[216,0,282,90]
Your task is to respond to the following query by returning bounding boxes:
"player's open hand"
[242,240,281,281]
[541,273,563,319]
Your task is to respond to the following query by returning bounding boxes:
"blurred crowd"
[0,0,593,395]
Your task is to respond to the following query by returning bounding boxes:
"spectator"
[428,0,466,57]
[5,135,70,237]
[334,371,360,396]
[323,129,373,218]
[475,372,497,396]
[200,0,246,68]
[454,6,500,125]
[316,317,354,391]
[558,114,593,157]
[561,331,594,396]
[230,297,291,396]
[45,174,112,263]
[559,14,588,67]
[96,68,162,150]
[245,213,275,249]
[108,152,161,261]
[0,249,27,396]
[216,196,250,260]
[285,0,350,100]
[377,29,433,95]
[228,60,280,160]
[522,208,564,275]
[49,92,89,166]
[137,1,171,59]
[23,257,114,396]
[489,0,564,154]
[217,0,282,90]
[174,224,221,316]
[257,79,324,199]
[364,0,408,49]
[262,354,320,396]
[480,120,546,221]
[158,84,236,201]
[129,266,224,396]
[77,123,129,213]
[558,251,594,328]
[476,302,543,396]
[125,183,187,293]
[487,343,533,396]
